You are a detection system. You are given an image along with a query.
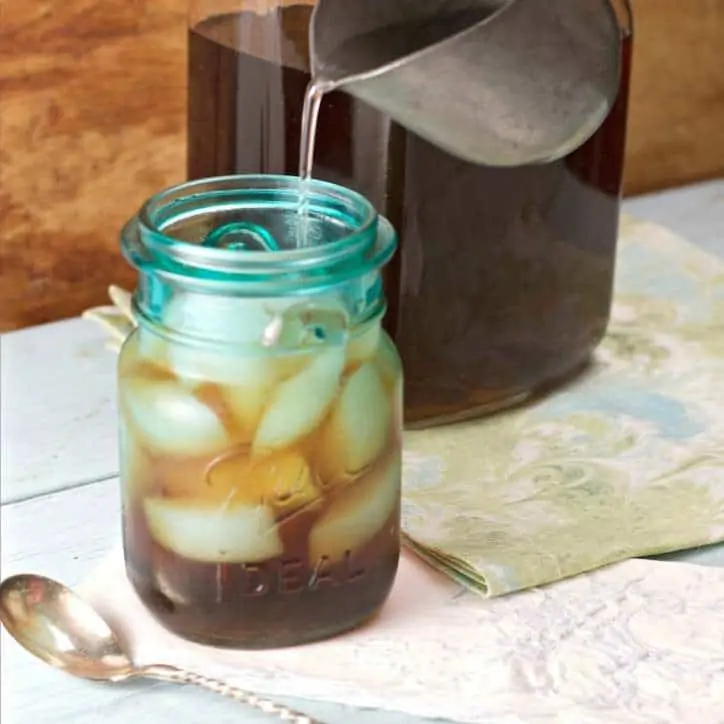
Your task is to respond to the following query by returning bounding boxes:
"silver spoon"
[0,573,323,723]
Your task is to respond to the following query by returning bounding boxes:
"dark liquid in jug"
[188,5,632,426]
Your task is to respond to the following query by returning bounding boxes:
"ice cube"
[163,294,286,386]
[275,301,349,349]
[165,294,275,346]
[144,497,283,564]
[136,328,170,368]
[169,342,279,388]
[206,450,322,520]
[119,418,155,505]
[230,300,349,433]
[346,323,381,369]
[220,352,315,438]
[252,347,346,455]
[161,294,350,389]
[374,333,402,392]
[122,378,229,457]
[309,452,401,564]
[217,381,272,440]
[317,362,391,488]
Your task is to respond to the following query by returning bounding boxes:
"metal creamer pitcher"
[310,0,623,167]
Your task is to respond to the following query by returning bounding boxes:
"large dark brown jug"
[187,0,633,427]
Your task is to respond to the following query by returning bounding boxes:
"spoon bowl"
[0,574,135,681]
[0,573,322,723]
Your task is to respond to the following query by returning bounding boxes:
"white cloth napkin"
[81,548,724,723]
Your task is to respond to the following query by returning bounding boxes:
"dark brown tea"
[187,5,632,427]
[125,499,400,648]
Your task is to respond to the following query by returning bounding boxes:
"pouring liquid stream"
[297,80,336,248]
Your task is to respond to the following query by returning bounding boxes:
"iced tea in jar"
[118,175,402,648]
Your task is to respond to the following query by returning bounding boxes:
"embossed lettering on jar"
[118,175,403,649]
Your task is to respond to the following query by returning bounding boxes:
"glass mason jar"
[118,175,403,649]
[187,0,634,428]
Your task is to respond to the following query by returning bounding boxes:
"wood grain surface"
[1,0,723,332]
[0,0,187,331]
[625,0,724,196]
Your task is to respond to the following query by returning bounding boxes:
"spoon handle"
[143,664,323,723]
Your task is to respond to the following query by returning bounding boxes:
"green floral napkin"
[84,217,724,598]
[401,217,724,596]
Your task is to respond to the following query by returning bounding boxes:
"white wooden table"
[2,179,724,724]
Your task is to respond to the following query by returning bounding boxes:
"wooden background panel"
[625,0,724,195]
[1,0,723,332]
[0,0,187,331]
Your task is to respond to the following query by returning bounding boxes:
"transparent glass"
[118,175,403,649]
[187,0,634,428]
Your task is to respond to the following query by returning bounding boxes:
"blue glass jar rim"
[123,175,394,289]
